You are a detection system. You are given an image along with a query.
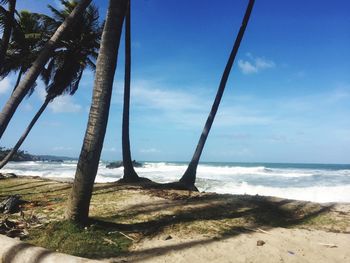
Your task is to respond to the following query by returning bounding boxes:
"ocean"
[2,161,350,203]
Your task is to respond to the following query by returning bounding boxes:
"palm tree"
[0,11,47,92]
[0,2,101,169]
[41,0,101,92]
[0,0,16,69]
[0,0,92,141]
[65,0,127,224]
[179,0,255,188]
[120,0,140,182]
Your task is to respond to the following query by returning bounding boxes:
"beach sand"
[114,226,350,263]
[1,175,349,262]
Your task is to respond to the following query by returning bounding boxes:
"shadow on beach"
[1,176,349,262]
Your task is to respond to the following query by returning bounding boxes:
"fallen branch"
[244,227,270,234]
[118,231,136,241]
[318,243,338,248]
[103,237,119,246]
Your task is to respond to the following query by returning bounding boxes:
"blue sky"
[0,0,350,163]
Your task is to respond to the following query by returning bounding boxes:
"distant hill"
[0,147,76,162]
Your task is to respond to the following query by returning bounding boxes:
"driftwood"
[0,195,22,214]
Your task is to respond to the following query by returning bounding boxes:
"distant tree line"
[0,146,39,161]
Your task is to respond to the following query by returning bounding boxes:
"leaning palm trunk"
[0,98,49,169]
[65,0,127,224]
[0,0,91,140]
[12,67,23,93]
[121,0,139,182]
[0,0,16,69]
[179,0,255,187]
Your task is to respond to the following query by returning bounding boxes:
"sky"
[0,0,350,164]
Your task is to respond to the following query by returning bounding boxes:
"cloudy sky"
[0,0,349,163]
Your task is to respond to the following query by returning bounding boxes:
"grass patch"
[26,221,132,259]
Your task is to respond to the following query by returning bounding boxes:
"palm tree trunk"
[12,67,23,93]
[0,98,49,169]
[121,0,139,182]
[179,0,255,187]
[64,0,127,224]
[0,0,92,141]
[0,0,16,69]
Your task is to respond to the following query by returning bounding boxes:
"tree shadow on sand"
[90,191,334,261]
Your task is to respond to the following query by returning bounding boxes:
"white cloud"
[238,54,275,74]
[237,60,258,74]
[34,77,82,114]
[131,80,203,112]
[49,95,82,113]
[255,57,275,69]
[0,78,11,94]
[114,79,274,129]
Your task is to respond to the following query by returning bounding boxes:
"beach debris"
[257,240,265,246]
[245,227,270,234]
[103,237,119,246]
[0,195,23,214]
[108,230,137,241]
[256,228,270,234]
[164,235,173,241]
[0,218,28,238]
[119,231,136,241]
[318,243,338,248]
[287,250,295,255]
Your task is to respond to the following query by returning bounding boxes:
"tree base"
[117,176,153,184]
[116,177,198,191]
[153,181,199,192]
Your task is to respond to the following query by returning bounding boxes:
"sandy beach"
[117,227,350,263]
[1,175,350,262]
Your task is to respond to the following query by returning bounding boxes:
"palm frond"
[0,0,9,6]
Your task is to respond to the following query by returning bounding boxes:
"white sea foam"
[205,181,350,203]
[2,161,350,202]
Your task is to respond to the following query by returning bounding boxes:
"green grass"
[26,221,131,259]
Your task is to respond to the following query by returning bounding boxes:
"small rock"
[257,240,265,246]
[4,173,17,178]
[164,235,172,241]
[0,173,17,179]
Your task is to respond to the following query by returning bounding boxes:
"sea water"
[2,161,350,203]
